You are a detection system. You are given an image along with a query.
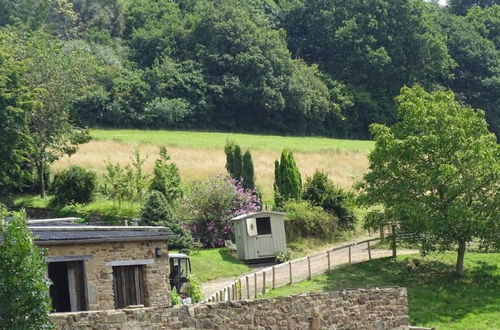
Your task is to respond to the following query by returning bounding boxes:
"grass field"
[53,129,372,200]
[262,253,500,329]
[90,129,374,152]
[183,248,252,282]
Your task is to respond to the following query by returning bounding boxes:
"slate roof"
[31,228,172,244]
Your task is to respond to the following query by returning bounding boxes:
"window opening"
[256,217,272,235]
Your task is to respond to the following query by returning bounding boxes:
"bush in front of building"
[0,206,52,329]
[52,166,97,205]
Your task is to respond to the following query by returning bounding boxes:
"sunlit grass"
[262,253,500,329]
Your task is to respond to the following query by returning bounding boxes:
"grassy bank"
[262,253,500,329]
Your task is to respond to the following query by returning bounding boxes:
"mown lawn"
[262,253,500,330]
[183,248,252,282]
[91,129,374,152]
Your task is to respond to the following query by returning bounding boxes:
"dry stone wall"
[51,287,409,329]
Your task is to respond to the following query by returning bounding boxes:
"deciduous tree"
[358,86,500,274]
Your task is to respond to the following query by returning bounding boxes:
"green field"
[91,129,374,152]
[262,253,500,329]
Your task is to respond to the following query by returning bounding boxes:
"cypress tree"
[274,150,302,207]
[232,144,243,179]
[241,150,255,189]
[224,141,235,177]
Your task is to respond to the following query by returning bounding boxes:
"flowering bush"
[182,175,260,247]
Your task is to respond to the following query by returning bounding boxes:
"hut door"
[255,217,274,257]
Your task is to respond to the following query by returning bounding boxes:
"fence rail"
[204,236,392,303]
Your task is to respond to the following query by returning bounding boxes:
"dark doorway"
[48,261,87,312]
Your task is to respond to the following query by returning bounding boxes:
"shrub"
[0,207,52,329]
[182,175,260,247]
[140,190,193,249]
[52,166,97,205]
[303,171,356,228]
[170,287,181,306]
[149,147,182,204]
[283,200,339,241]
[274,150,302,208]
[186,274,204,303]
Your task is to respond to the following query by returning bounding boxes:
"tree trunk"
[39,163,46,198]
[456,240,466,274]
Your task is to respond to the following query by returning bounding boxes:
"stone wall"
[51,287,409,330]
[45,240,170,310]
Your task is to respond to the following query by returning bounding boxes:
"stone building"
[28,218,172,312]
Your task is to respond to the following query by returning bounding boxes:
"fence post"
[272,266,276,289]
[246,276,250,299]
[391,224,397,258]
[327,251,331,271]
[307,256,312,280]
[224,287,227,301]
[289,261,292,284]
[220,289,224,302]
[254,273,257,298]
[238,279,242,300]
[348,245,352,265]
[367,241,372,261]
[262,271,266,294]
[232,284,236,301]
[380,225,385,241]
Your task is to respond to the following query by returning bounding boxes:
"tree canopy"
[358,86,500,274]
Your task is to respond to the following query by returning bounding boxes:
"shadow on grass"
[318,255,500,327]
[218,248,246,265]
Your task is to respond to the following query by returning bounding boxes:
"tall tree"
[358,86,500,274]
[0,0,50,30]
[21,32,95,197]
[241,150,255,189]
[0,30,33,198]
[232,145,243,180]
[0,207,52,329]
[274,149,302,207]
[448,0,499,15]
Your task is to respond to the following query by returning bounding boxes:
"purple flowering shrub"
[182,175,260,247]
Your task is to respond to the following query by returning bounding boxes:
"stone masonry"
[50,287,409,329]
[45,240,170,310]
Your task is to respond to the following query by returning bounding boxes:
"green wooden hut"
[230,211,287,261]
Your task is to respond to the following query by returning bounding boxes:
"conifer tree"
[274,150,302,207]
[232,145,243,179]
[241,150,255,189]
[224,141,235,177]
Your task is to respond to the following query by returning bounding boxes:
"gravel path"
[202,237,416,300]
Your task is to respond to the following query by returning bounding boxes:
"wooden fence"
[204,237,394,302]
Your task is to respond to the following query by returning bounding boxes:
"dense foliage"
[182,175,260,247]
[283,200,338,241]
[0,207,52,329]
[149,147,182,204]
[140,190,193,249]
[303,171,356,228]
[358,86,500,274]
[0,0,497,150]
[225,142,256,189]
[52,166,97,205]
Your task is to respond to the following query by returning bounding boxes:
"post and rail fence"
[203,235,404,303]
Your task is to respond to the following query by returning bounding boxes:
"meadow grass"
[181,248,252,282]
[54,136,370,200]
[262,252,500,329]
[90,129,374,152]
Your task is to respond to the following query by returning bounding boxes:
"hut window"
[113,265,145,308]
[256,217,272,235]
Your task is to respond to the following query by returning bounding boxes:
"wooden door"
[113,266,145,308]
